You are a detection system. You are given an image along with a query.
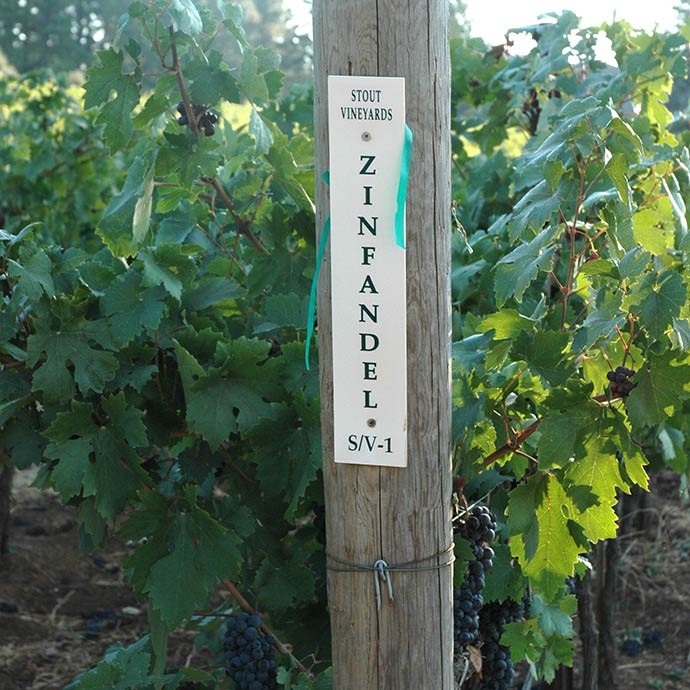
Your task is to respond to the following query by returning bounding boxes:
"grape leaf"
[254,292,308,333]
[27,331,119,401]
[155,132,221,186]
[182,276,243,313]
[657,423,688,473]
[83,50,139,150]
[494,227,557,305]
[631,269,686,339]
[254,546,317,614]
[249,397,321,520]
[477,309,532,340]
[133,162,155,247]
[98,152,157,257]
[140,244,198,301]
[46,438,92,501]
[508,473,582,600]
[102,272,167,345]
[572,289,626,350]
[625,352,690,428]
[63,636,153,690]
[482,543,526,604]
[513,330,571,386]
[220,3,248,50]
[174,338,277,449]
[186,51,241,104]
[530,593,576,638]
[7,250,55,299]
[84,452,142,520]
[239,53,269,104]
[506,181,560,240]
[44,396,147,517]
[564,463,619,544]
[250,107,274,155]
[169,0,203,35]
[3,417,46,470]
[501,619,541,666]
[605,152,631,208]
[537,414,585,467]
[632,206,674,254]
[144,502,242,626]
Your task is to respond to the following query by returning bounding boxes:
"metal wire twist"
[326,544,455,609]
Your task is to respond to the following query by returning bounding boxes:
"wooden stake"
[313,2,452,688]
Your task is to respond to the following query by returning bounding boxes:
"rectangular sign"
[327,75,408,467]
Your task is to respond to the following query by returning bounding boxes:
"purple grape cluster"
[223,612,278,690]
[477,598,526,690]
[176,101,219,136]
[606,365,636,397]
[453,505,496,652]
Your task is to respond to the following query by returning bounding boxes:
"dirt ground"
[608,473,690,690]
[0,471,689,690]
[0,471,211,690]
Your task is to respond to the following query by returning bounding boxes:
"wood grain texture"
[314,1,452,688]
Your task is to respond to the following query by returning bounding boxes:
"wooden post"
[313,2,452,689]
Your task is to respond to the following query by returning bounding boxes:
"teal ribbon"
[305,207,330,370]
[304,126,413,370]
[395,124,413,249]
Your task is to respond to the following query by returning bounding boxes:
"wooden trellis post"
[313,1,452,689]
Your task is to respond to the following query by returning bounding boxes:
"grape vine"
[1,3,689,688]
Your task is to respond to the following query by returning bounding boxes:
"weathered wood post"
[313,2,452,689]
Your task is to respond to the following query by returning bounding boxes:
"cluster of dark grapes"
[477,598,526,690]
[606,365,636,397]
[223,612,278,690]
[176,101,219,136]
[453,505,496,652]
[621,629,662,657]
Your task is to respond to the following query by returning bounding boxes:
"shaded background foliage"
[0,0,312,85]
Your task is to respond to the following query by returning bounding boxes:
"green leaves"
[84,50,140,151]
[249,396,321,520]
[121,488,242,627]
[98,151,157,257]
[27,329,118,401]
[102,272,167,345]
[250,107,274,155]
[169,0,203,35]
[502,592,576,682]
[145,508,240,625]
[507,473,583,600]
[7,249,55,299]
[175,338,277,449]
[631,270,686,339]
[43,396,148,517]
[140,244,197,301]
[185,50,241,104]
[513,330,571,387]
[64,636,153,690]
[494,227,557,305]
[3,5,329,684]
[625,352,690,429]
